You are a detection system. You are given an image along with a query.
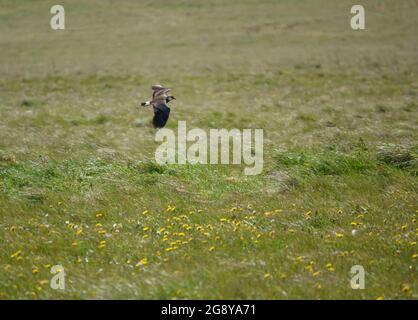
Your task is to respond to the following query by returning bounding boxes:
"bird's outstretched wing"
[152,85,171,104]
[152,103,171,128]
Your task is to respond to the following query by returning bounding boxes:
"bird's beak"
[172,96,176,100]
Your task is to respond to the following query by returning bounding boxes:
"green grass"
[0,0,417,299]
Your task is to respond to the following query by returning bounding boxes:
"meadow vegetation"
[0,0,417,299]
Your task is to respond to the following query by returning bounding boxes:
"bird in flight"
[141,85,176,128]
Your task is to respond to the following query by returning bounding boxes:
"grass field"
[0,0,417,299]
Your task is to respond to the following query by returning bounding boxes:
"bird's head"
[166,96,176,103]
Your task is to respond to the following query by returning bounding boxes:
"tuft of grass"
[377,144,416,171]
[94,114,110,125]
[402,102,416,113]
[275,149,375,177]
[19,99,42,108]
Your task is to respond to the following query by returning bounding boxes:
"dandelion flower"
[295,256,305,262]
[31,266,39,275]
[10,250,22,259]
[137,257,148,267]
[401,284,411,294]
[98,240,106,249]
[158,227,166,234]
[304,265,313,273]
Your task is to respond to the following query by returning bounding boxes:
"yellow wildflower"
[10,250,22,259]
[98,240,106,249]
[31,266,39,275]
[38,280,49,286]
[137,257,148,267]
[401,284,411,294]
[326,263,335,272]
[295,256,305,262]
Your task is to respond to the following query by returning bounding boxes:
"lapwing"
[141,85,176,128]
